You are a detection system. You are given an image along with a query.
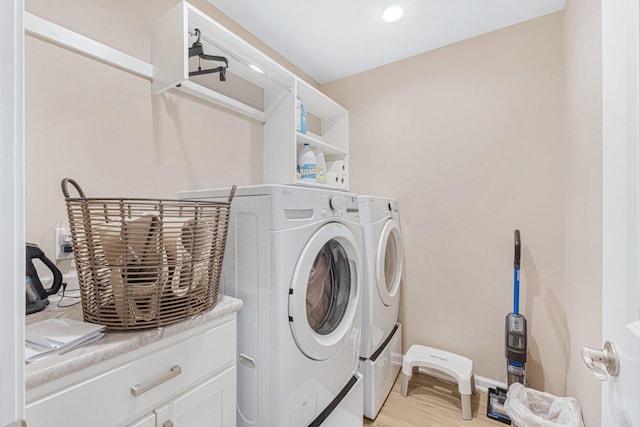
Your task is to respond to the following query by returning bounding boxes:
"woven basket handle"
[61,178,86,199]
[227,185,237,203]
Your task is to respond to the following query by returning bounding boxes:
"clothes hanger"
[189,28,228,81]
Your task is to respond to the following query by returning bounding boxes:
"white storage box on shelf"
[151,1,350,190]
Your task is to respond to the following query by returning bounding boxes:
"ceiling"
[207,0,566,84]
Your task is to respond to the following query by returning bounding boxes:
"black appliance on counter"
[25,243,63,314]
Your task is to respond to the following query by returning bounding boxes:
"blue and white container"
[297,143,317,181]
[300,102,307,134]
[296,97,302,132]
[296,97,307,134]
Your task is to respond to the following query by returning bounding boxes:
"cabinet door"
[128,413,155,427]
[154,367,236,427]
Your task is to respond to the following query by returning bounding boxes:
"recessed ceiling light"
[382,6,404,23]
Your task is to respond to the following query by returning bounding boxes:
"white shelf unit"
[152,2,350,190]
[264,79,349,190]
[151,1,294,123]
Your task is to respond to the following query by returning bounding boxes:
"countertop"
[25,294,243,391]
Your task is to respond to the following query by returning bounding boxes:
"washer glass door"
[376,219,403,306]
[289,222,360,361]
[306,239,351,335]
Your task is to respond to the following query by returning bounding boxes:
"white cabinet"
[128,367,235,427]
[151,1,294,123]
[151,1,350,190]
[264,79,349,189]
[129,413,155,427]
[26,314,237,427]
[154,367,235,427]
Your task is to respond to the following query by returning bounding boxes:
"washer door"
[289,222,360,361]
[376,219,403,306]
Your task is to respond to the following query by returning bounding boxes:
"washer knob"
[328,196,345,212]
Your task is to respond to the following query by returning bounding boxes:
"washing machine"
[180,185,364,427]
[357,195,404,419]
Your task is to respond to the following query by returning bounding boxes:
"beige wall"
[25,0,602,420]
[563,0,602,424]
[322,13,567,394]
[24,0,316,267]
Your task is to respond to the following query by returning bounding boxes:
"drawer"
[26,320,236,427]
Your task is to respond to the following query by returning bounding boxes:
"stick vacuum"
[506,229,526,386]
[487,230,527,424]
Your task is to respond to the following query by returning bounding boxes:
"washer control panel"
[321,194,359,219]
[345,196,359,213]
[328,196,345,212]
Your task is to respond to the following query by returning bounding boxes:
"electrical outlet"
[55,226,74,260]
[63,272,79,291]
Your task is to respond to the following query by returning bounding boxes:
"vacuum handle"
[514,229,521,269]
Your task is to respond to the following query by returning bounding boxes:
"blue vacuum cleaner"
[506,229,526,386]
[487,229,527,424]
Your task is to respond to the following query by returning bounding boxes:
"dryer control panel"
[358,196,400,223]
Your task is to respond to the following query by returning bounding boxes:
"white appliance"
[357,196,404,420]
[180,185,363,427]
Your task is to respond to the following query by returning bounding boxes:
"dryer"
[180,185,364,427]
[357,196,404,420]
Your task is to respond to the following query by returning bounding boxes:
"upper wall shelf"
[25,2,351,191]
[152,1,351,191]
[25,12,153,80]
[296,132,346,157]
[263,79,350,189]
[151,2,295,122]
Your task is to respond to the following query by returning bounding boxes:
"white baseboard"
[472,375,507,393]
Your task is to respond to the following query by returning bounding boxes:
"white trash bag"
[505,383,584,427]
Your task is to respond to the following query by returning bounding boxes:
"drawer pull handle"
[163,421,174,427]
[238,353,256,369]
[131,365,182,397]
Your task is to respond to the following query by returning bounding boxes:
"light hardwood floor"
[364,374,507,427]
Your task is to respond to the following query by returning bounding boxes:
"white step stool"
[400,345,474,420]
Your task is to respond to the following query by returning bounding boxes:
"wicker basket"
[61,178,236,330]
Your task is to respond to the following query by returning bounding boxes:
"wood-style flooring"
[364,373,507,427]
